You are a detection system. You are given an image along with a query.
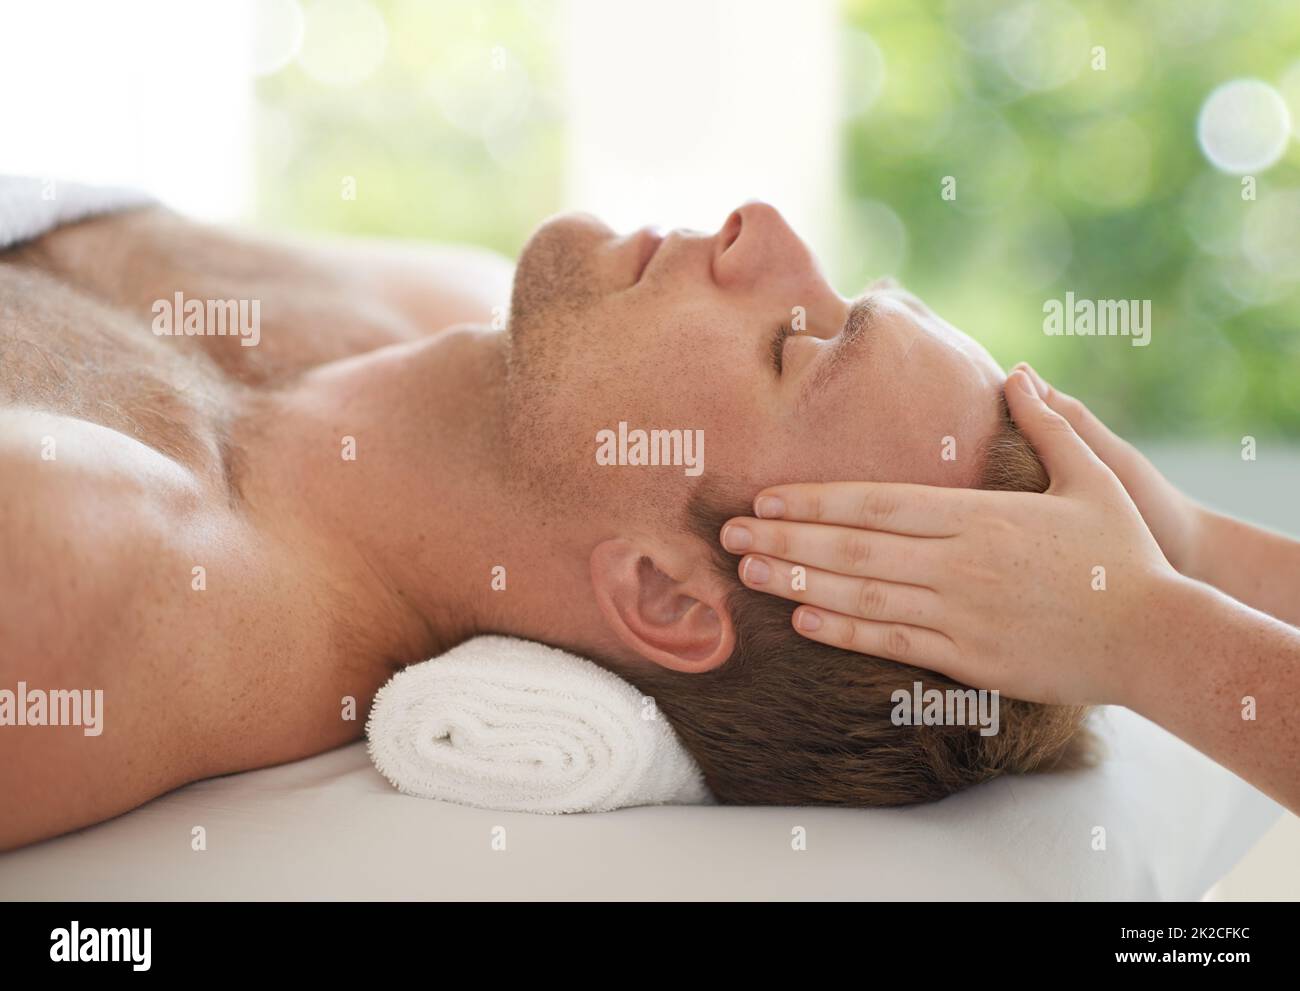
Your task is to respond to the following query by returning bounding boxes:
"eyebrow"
[797,293,879,411]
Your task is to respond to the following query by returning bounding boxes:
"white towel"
[366,635,713,813]
[0,175,154,250]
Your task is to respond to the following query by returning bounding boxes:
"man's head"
[501,201,1093,804]
[506,201,1003,507]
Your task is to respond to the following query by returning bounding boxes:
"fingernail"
[1023,364,1049,398]
[796,609,822,632]
[721,524,752,552]
[1014,370,1037,397]
[754,495,785,519]
[741,556,771,585]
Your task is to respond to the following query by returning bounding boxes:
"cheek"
[567,299,782,484]
[599,310,738,411]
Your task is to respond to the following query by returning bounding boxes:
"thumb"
[1018,362,1135,467]
[1003,369,1108,490]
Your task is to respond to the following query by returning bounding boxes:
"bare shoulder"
[0,406,281,725]
[16,207,515,378]
[0,408,215,676]
[32,205,517,333]
[0,407,252,847]
[295,234,516,333]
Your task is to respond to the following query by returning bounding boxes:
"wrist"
[1178,501,1215,582]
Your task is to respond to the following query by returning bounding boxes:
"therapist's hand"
[1013,363,1205,575]
[719,367,1181,707]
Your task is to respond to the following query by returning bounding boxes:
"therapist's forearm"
[1125,575,1300,815]
[1187,508,1300,627]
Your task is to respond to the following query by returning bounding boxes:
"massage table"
[0,705,1280,900]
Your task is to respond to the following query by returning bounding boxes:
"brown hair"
[618,397,1096,805]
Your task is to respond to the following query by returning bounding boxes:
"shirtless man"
[0,197,1091,850]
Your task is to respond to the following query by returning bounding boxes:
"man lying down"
[0,196,1092,850]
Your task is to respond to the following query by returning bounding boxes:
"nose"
[712,200,827,298]
[711,201,846,336]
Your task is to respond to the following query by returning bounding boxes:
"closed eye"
[799,293,880,404]
[769,322,793,374]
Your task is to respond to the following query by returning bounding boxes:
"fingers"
[790,605,958,671]
[734,552,942,626]
[720,518,945,585]
[1017,363,1141,475]
[1002,368,1109,489]
[747,480,972,537]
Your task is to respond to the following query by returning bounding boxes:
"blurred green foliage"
[840,0,1300,437]
[256,0,564,257]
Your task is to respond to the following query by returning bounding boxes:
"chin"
[509,230,603,356]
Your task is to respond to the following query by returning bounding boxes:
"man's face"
[504,201,1004,519]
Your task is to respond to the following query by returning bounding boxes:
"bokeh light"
[251,0,305,77]
[297,0,388,87]
[995,0,1089,93]
[1242,187,1300,282]
[840,29,886,117]
[1197,79,1292,174]
[1279,61,1300,143]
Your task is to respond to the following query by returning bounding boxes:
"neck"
[237,326,601,673]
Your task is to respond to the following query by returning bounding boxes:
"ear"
[589,537,735,674]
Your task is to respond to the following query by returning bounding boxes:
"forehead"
[874,290,999,367]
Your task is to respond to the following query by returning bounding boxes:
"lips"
[631,227,664,284]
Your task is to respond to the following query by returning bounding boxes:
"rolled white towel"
[365,635,713,813]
